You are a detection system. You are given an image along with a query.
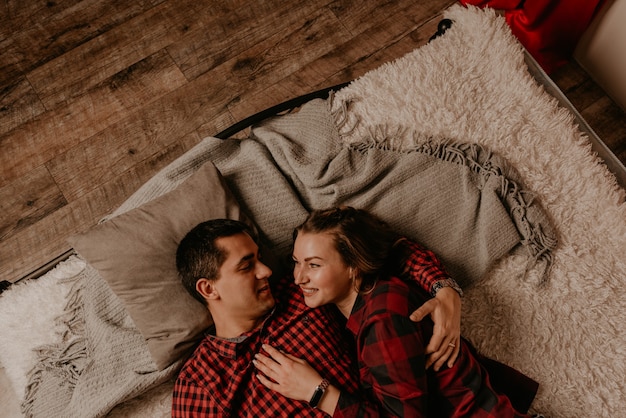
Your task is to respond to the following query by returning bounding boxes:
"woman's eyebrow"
[303,256,323,262]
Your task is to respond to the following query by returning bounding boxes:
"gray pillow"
[68,162,250,370]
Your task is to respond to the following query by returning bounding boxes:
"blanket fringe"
[348,130,557,285]
[328,92,359,138]
[22,270,90,417]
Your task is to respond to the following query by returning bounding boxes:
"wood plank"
[165,0,331,81]
[230,7,351,84]
[0,36,27,93]
[1,132,200,281]
[24,0,203,110]
[47,5,353,201]
[0,76,47,135]
[225,8,449,123]
[0,49,187,188]
[195,111,241,140]
[0,0,165,88]
[1,0,83,32]
[551,60,606,110]
[327,0,448,36]
[580,96,626,163]
[293,5,451,92]
[0,165,66,243]
[46,75,227,202]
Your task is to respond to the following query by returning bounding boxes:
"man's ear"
[196,278,219,300]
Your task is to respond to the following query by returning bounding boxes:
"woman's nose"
[293,266,305,284]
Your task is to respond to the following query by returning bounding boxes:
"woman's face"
[292,232,356,316]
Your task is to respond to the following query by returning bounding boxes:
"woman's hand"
[409,286,461,370]
[253,344,322,402]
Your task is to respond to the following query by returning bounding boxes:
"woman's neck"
[336,289,358,318]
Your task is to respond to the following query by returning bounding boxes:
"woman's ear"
[196,278,219,301]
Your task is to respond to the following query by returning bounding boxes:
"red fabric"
[346,241,537,417]
[172,276,380,417]
[459,0,607,73]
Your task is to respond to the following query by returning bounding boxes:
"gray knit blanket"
[207,98,555,286]
[22,98,555,417]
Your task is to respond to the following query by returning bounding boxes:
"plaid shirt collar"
[203,306,277,360]
[345,293,366,336]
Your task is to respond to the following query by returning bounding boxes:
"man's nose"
[256,262,272,279]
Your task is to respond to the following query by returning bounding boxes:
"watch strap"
[431,277,463,297]
[309,378,330,408]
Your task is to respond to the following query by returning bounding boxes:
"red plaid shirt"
[171,275,380,417]
[345,242,532,417]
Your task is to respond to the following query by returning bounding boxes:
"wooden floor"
[1,0,625,283]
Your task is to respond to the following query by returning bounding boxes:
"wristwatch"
[309,378,330,408]
[431,277,464,297]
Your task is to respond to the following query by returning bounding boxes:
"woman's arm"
[394,238,462,370]
[254,344,381,417]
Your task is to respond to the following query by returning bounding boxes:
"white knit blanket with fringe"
[21,264,179,418]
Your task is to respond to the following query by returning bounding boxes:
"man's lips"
[258,284,270,294]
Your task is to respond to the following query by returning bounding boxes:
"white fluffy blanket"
[331,5,626,417]
[1,4,625,417]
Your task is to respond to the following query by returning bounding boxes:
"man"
[171,219,462,417]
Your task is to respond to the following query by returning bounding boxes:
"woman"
[254,207,539,417]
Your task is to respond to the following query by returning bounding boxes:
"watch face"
[309,387,324,408]
[309,379,329,408]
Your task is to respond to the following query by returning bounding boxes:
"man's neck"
[212,312,269,340]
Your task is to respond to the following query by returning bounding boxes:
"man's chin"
[263,296,276,310]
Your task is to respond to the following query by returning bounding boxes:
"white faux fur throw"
[1,4,625,417]
[331,5,626,417]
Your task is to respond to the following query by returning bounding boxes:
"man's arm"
[393,238,463,370]
[172,379,216,417]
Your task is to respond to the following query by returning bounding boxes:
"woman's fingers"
[425,337,460,371]
[253,344,323,402]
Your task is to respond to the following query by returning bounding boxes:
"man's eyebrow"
[235,253,255,269]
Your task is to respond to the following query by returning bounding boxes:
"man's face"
[211,232,275,323]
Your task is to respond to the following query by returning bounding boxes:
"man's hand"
[410,286,461,371]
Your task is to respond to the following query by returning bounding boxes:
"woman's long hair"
[294,206,400,293]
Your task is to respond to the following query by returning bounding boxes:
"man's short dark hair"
[176,219,256,305]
